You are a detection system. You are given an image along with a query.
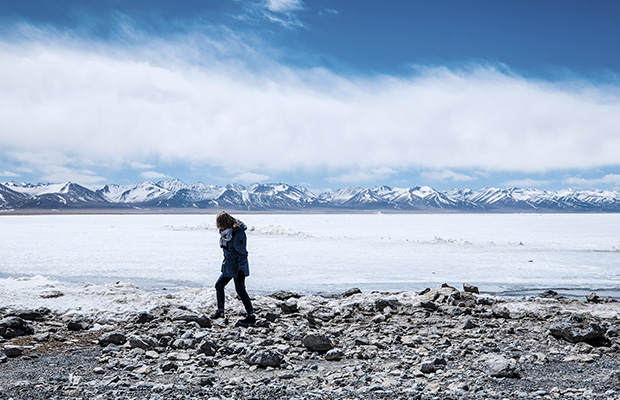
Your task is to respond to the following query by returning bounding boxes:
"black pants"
[215,271,254,315]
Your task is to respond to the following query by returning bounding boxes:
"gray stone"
[280,299,299,313]
[463,283,480,294]
[4,345,24,358]
[325,348,344,361]
[172,338,196,349]
[161,361,178,372]
[67,316,91,331]
[0,316,34,339]
[9,309,47,321]
[492,306,511,319]
[343,288,362,297]
[170,312,211,328]
[270,290,301,301]
[478,354,519,378]
[462,318,477,330]
[374,298,400,311]
[129,336,151,350]
[198,338,218,356]
[586,292,600,303]
[303,334,334,353]
[549,321,607,344]
[245,346,284,368]
[420,360,436,374]
[99,331,127,347]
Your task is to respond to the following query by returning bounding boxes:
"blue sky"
[1,0,619,192]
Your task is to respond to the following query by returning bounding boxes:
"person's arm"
[233,230,249,271]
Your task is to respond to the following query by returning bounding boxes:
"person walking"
[213,211,256,327]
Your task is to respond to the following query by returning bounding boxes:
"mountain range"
[1,179,620,212]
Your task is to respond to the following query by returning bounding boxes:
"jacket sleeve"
[232,230,249,274]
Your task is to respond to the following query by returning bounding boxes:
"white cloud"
[421,170,477,182]
[233,172,270,184]
[1,28,620,186]
[9,150,105,184]
[503,178,551,188]
[140,171,171,180]
[564,174,620,188]
[129,161,156,169]
[329,167,396,183]
[0,171,20,178]
[266,0,302,13]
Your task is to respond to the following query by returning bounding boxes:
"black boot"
[212,310,225,319]
[235,314,256,327]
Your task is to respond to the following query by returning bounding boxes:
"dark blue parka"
[221,222,250,278]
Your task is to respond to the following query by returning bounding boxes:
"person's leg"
[233,272,254,316]
[214,274,232,314]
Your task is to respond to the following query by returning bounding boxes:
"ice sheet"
[1,213,619,312]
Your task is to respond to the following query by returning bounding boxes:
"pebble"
[0,286,618,400]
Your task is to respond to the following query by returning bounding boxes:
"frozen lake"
[1,213,619,301]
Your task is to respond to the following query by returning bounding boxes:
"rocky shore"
[1,284,620,400]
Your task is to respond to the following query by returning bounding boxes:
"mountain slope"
[2,180,620,212]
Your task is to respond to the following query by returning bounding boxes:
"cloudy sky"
[1,0,619,191]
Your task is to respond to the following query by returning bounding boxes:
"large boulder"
[303,334,334,353]
[478,354,520,378]
[67,315,92,331]
[245,347,284,368]
[549,320,609,346]
[169,311,211,328]
[98,331,127,347]
[0,317,34,339]
[197,337,218,356]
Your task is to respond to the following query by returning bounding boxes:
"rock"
[401,335,422,347]
[67,316,91,331]
[462,318,478,330]
[343,288,362,297]
[419,301,438,311]
[172,338,196,349]
[371,314,386,323]
[40,290,64,299]
[325,348,344,361]
[492,306,511,319]
[245,346,284,368]
[303,334,334,353]
[264,312,279,322]
[463,283,479,294]
[145,350,159,359]
[0,316,34,339]
[270,290,301,301]
[549,320,609,346]
[374,299,400,311]
[9,309,47,321]
[420,360,436,374]
[167,351,190,361]
[136,312,156,324]
[99,331,127,347]
[3,345,24,358]
[280,299,299,313]
[478,354,520,378]
[586,292,600,303]
[161,362,178,372]
[198,338,218,356]
[150,326,179,339]
[170,312,211,328]
[129,336,151,350]
[540,290,561,299]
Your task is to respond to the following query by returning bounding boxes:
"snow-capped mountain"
[2,180,620,212]
[3,182,109,209]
